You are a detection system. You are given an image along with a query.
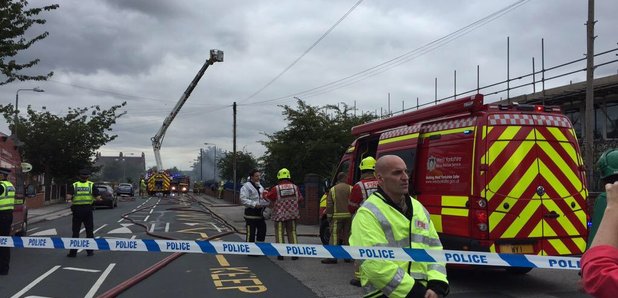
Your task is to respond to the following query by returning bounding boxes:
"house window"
[604,101,618,139]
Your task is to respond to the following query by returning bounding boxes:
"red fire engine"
[0,132,28,236]
[332,94,588,273]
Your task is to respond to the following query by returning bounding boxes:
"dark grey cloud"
[2,0,617,169]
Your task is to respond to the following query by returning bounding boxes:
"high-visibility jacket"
[349,190,449,298]
[0,181,16,211]
[72,181,95,205]
[349,172,378,214]
[327,182,352,220]
[264,181,304,222]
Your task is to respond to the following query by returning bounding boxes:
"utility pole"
[233,101,237,203]
[200,148,203,181]
[585,0,595,189]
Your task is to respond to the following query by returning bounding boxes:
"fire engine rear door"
[533,118,587,256]
[484,123,543,255]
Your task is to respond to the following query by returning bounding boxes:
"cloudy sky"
[1,0,617,172]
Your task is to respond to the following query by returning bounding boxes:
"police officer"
[0,167,15,275]
[350,155,449,298]
[588,148,618,247]
[66,169,100,257]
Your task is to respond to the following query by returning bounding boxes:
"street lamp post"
[14,87,44,134]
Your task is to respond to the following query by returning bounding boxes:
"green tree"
[217,151,258,183]
[260,99,375,185]
[0,102,126,189]
[0,0,59,85]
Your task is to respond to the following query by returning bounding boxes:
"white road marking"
[30,228,57,236]
[184,223,199,226]
[107,224,134,234]
[84,263,116,298]
[27,227,40,233]
[11,266,61,298]
[148,209,154,214]
[93,224,108,234]
[210,223,222,232]
[143,215,150,222]
[165,222,170,232]
[24,296,53,298]
[149,223,156,232]
[62,267,101,273]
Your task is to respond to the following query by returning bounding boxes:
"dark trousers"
[0,211,12,273]
[245,218,266,242]
[68,205,94,255]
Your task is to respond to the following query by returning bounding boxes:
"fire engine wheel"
[319,219,330,245]
[505,267,533,274]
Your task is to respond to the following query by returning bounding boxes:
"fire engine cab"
[335,94,588,272]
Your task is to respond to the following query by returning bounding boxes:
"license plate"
[500,244,534,254]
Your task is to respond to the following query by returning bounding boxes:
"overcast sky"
[1,0,617,171]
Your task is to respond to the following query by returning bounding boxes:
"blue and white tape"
[0,236,581,270]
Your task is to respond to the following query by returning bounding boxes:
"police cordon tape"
[0,236,581,270]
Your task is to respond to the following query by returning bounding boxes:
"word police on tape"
[0,236,581,270]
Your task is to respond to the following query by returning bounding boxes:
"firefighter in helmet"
[588,148,618,247]
[0,167,15,275]
[264,168,304,260]
[321,171,352,264]
[348,156,378,286]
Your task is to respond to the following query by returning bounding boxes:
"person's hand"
[606,181,618,209]
[425,289,439,298]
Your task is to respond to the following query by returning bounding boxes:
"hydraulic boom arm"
[151,49,224,170]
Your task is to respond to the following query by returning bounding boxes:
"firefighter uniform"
[349,157,378,285]
[264,168,304,260]
[0,167,15,275]
[139,177,146,197]
[322,172,352,264]
[66,169,99,257]
[350,189,449,298]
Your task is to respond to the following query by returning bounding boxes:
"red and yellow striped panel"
[481,124,587,256]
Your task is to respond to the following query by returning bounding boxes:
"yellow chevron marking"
[547,239,570,255]
[482,126,493,141]
[529,220,543,238]
[379,133,419,145]
[482,127,526,167]
[489,211,505,233]
[430,214,442,233]
[573,237,586,253]
[442,208,468,217]
[542,201,580,237]
[502,200,541,238]
[442,196,468,207]
[544,127,579,166]
[486,140,536,201]
[421,126,474,139]
[537,153,583,197]
[544,224,558,237]
[490,243,496,253]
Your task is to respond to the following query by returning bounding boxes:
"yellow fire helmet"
[598,148,618,180]
[359,156,376,171]
[277,168,291,180]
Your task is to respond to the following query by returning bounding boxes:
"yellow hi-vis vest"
[0,181,16,211]
[72,181,94,205]
[349,192,448,298]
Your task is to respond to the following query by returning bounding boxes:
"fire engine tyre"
[319,219,330,245]
[505,267,533,274]
[15,219,27,237]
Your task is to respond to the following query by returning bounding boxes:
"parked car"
[93,183,117,208]
[115,183,134,197]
